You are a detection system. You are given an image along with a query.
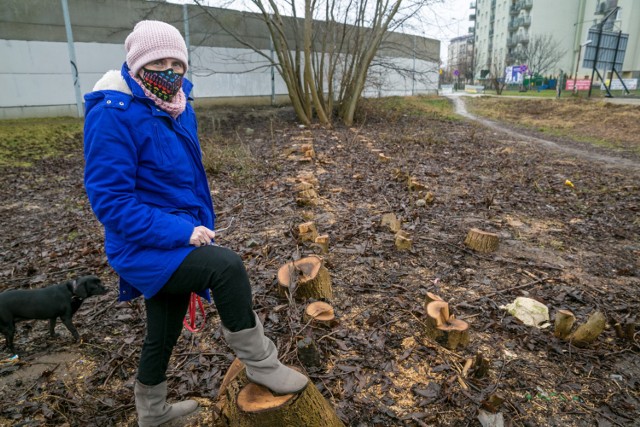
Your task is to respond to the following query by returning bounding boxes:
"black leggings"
[137,245,255,386]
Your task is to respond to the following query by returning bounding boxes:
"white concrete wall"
[0,39,439,119]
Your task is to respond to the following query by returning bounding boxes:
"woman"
[83,20,308,426]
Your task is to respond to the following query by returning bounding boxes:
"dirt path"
[447,94,640,172]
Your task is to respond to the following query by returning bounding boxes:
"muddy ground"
[0,96,638,426]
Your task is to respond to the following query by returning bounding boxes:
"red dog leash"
[183,218,235,333]
[183,293,206,333]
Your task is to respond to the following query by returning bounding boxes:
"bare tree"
[194,0,439,126]
[489,57,507,95]
[511,34,565,77]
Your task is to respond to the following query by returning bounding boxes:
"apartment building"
[470,0,639,81]
[447,34,474,82]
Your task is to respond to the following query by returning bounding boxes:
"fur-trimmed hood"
[92,70,132,94]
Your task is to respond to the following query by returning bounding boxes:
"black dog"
[0,275,108,353]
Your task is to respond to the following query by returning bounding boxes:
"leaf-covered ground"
[0,96,638,426]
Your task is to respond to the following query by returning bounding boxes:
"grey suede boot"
[222,311,309,395]
[134,380,198,427]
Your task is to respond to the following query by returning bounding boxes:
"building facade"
[470,0,639,81]
[447,34,474,83]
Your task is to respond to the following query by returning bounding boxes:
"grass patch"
[358,95,459,122]
[200,135,259,186]
[500,89,559,98]
[465,96,640,155]
[0,117,84,167]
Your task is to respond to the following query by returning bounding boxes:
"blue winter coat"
[84,63,214,301]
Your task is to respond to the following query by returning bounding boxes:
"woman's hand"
[189,226,216,247]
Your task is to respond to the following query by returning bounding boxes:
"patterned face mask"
[140,68,184,101]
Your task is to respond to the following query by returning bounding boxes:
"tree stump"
[296,181,315,192]
[304,301,337,328]
[554,309,576,339]
[297,188,319,204]
[424,300,470,350]
[395,230,412,251]
[381,213,401,233]
[297,336,322,368]
[313,234,329,254]
[569,311,606,347]
[300,143,315,159]
[297,173,318,187]
[614,320,636,341]
[408,178,427,191]
[424,292,444,307]
[464,228,499,253]
[298,221,318,242]
[215,359,344,427]
[277,256,333,301]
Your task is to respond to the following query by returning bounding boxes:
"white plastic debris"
[478,409,504,427]
[501,297,549,328]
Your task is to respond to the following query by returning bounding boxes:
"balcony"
[517,33,530,44]
[468,26,475,34]
[509,16,531,31]
[470,2,476,9]
[520,0,533,10]
[469,13,476,20]
[507,36,518,47]
[510,5,519,15]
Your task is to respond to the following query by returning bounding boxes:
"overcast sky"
[422,0,473,65]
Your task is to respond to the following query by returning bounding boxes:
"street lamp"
[573,39,592,95]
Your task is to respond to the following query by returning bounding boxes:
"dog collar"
[70,280,84,300]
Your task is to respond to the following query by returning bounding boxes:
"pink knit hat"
[125,20,188,76]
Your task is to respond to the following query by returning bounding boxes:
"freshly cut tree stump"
[215,360,344,427]
[277,256,333,300]
[464,228,499,253]
[381,213,401,232]
[424,292,444,307]
[296,181,315,191]
[297,173,318,187]
[424,300,470,350]
[395,230,412,251]
[569,311,606,347]
[304,301,337,327]
[298,221,318,242]
[314,234,329,254]
[296,188,319,206]
[554,310,576,339]
[300,143,315,158]
[408,178,427,191]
